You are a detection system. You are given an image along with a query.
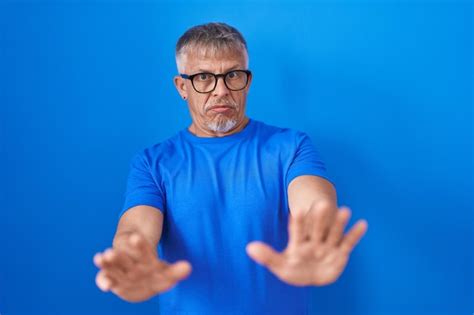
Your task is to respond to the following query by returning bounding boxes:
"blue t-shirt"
[121,118,332,315]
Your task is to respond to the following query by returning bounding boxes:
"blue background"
[1,0,472,314]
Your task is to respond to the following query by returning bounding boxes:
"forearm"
[113,230,138,249]
[112,228,161,259]
[113,205,164,251]
[288,175,337,216]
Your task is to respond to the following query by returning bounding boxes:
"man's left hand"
[246,204,368,286]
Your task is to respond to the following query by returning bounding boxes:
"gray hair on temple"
[175,22,249,73]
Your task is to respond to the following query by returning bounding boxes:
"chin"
[206,118,238,133]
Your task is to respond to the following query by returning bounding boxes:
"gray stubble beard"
[206,117,238,133]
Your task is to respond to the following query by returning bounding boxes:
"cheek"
[235,95,247,110]
[189,97,209,115]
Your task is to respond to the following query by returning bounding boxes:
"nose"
[212,76,230,97]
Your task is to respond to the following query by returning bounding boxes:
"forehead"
[182,49,248,73]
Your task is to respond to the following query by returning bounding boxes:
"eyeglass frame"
[179,69,252,94]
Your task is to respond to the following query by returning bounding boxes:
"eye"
[227,71,239,79]
[197,73,211,81]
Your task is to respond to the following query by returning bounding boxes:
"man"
[93,22,368,314]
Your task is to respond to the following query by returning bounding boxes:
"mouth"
[209,105,234,113]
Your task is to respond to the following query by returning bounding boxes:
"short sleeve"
[285,132,334,189]
[119,151,165,218]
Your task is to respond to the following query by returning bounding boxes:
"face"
[174,49,252,137]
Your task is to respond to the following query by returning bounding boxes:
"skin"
[93,47,368,302]
[92,48,254,303]
[173,48,252,137]
[247,175,368,286]
[93,206,190,302]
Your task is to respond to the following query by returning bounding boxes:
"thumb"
[165,260,192,282]
[246,241,283,269]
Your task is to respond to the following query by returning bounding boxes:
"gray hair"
[175,22,248,73]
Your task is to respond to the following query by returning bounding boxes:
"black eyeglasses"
[180,70,252,93]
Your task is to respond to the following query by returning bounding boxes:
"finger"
[325,207,351,247]
[97,249,121,271]
[93,249,129,285]
[340,220,368,254]
[102,248,133,276]
[322,203,339,242]
[246,241,285,270]
[108,249,136,274]
[93,252,104,268]
[95,270,117,292]
[288,212,306,247]
[162,260,192,283]
[309,200,334,245]
[150,260,192,293]
[94,250,123,272]
[100,262,128,286]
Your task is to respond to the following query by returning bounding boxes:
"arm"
[288,175,338,239]
[94,206,191,302]
[113,205,164,252]
[247,176,367,287]
[288,175,337,217]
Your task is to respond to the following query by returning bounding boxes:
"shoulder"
[252,119,309,147]
[133,132,183,167]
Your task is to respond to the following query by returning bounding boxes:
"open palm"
[246,205,368,286]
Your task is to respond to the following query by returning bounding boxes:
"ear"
[173,75,188,100]
[244,72,253,93]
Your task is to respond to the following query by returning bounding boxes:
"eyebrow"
[196,64,242,73]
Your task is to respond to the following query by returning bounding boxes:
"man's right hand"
[93,233,192,302]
